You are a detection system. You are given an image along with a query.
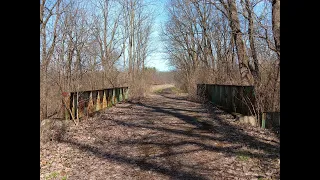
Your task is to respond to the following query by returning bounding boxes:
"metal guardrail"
[261,112,280,129]
[62,87,129,120]
[197,84,255,116]
[197,84,280,129]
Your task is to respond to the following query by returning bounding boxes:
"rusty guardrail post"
[63,87,128,120]
[88,91,94,115]
[119,88,123,101]
[261,112,266,129]
[112,88,116,105]
[62,92,70,120]
[198,84,255,116]
[102,90,107,109]
[78,94,84,118]
[71,93,76,120]
[125,87,128,100]
[108,89,112,107]
[96,91,101,111]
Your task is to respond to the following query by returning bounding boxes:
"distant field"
[149,84,175,93]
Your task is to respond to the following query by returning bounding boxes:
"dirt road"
[40,87,280,180]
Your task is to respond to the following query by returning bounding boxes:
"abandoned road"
[40,86,279,180]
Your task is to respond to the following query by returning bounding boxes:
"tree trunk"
[226,0,254,85]
[244,0,260,81]
[272,0,280,111]
[40,0,61,120]
[272,0,280,60]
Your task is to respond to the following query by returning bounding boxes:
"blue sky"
[144,0,172,72]
[143,0,269,72]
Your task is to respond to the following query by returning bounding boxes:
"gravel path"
[40,89,280,180]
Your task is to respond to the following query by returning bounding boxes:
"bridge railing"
[62,87,129,120]
[197,84,256,116]
[197,84,280,130]
[261,112,280,130]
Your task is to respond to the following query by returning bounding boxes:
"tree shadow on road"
[59,138,210,180]
[128,100,279,159]
[57,93,279,179]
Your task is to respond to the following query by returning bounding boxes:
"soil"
[40,87,280,180]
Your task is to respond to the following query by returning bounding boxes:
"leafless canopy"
[40,0,155,120]
[163,0,280,112]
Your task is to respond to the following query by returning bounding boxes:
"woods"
[40,1,280,179]
[40,0,155,120]
[164,0,280,114]
[40,0,280,120]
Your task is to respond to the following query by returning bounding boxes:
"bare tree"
[40,0,156,119]
[242,0,260,81]
[164,0,279,111]
[272,0,280,59]
[40,0,62,120]
[221,0,254,85]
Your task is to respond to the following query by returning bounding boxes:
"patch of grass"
[169,86,185,94]
[61,176,67,180]
[153,86,184,94]
[45,171,59,180]
[171,87,182,93]
[236,152,251,161]
[258,177,270,180]
[237,155,249,161]
[154,89,163,94]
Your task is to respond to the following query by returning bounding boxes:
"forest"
[40,1,280,179]
[40,0,279,121]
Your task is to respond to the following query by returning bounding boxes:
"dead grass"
[149,84,175,94]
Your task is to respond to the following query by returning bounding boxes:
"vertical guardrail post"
[76,92,79,120]
[112,89,115,105]
[107,89,112,107]
[103,90,107,109]
[116,88,119,103]
[116,88,119,104]
[63,87,128,120]
[88,91,94,115]
[261,112,266,129]
[204,84,208,99]
[119,88,123,101]
[78,94,84,118]
[126,87,129,100]
[96,91,101,111]
[63,92,70,120]
[71,93,76,120]
[199,84,255,116]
